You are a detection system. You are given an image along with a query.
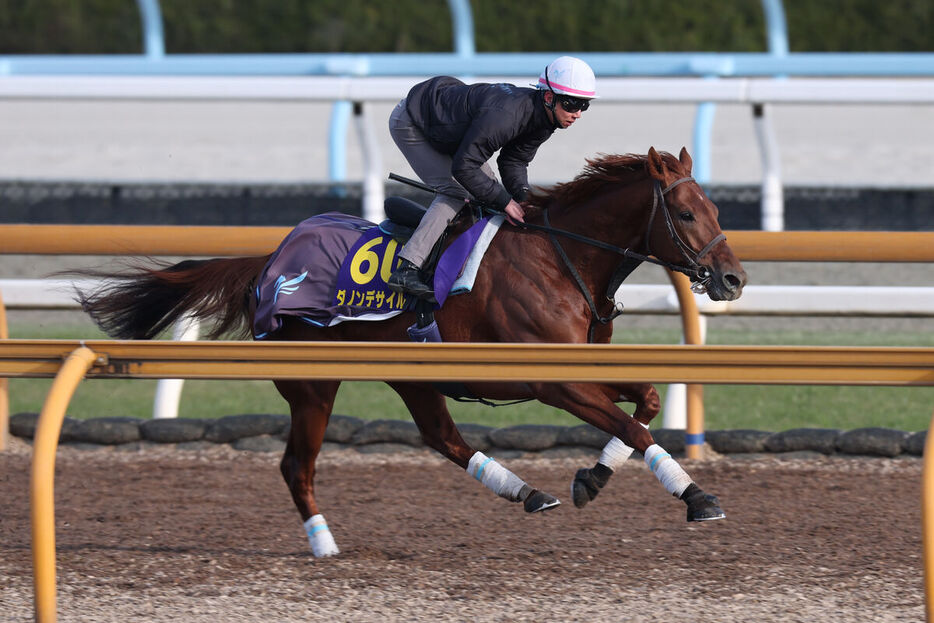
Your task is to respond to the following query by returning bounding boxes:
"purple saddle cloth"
[252,212,490,338]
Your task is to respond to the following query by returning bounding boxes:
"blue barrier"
[4,52,934,77]
[135,0,164,59]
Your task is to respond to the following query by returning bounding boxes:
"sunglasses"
[558,96,590,113]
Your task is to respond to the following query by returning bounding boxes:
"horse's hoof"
[686,493,726,522]
[571,468,601,509]
[524,489,561,513]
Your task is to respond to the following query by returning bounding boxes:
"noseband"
[645,176,727,294]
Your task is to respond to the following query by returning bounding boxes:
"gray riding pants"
[388,100,497,267]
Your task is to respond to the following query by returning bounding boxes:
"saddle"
[378,195,453,330]
[377,196,445,342]
[378,196,429,242]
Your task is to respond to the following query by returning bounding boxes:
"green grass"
[5,323,933,432]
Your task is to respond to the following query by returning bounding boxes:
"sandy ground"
[0,437,925,623]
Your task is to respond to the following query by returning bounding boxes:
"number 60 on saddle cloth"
[252,212,500,339]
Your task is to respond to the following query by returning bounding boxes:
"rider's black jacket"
[405,76,556,209]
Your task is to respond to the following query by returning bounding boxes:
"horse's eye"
[679,211,695,222]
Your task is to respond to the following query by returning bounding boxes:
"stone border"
[8,412,926,459]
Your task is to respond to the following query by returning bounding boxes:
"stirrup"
[387,267,437,304]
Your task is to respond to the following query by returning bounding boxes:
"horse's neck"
[543,179,654,291]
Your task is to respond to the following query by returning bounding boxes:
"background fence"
[2,0,934,230]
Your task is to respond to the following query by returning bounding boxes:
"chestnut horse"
[77,147,746,557]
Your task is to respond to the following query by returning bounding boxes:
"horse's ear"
[678,146,693,175]
[647,147,666,181]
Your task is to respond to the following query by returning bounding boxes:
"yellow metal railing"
[3,226,934,457]
[3,340,932,384]
[668,271,705,459]
[924,407,934,623]
[0,289,7,451]
[0,224,289,256]
[29,347,98,623]
[2,225,933,261]
[2,339,932,622]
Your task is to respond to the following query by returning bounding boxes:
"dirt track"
[0,439,924,622]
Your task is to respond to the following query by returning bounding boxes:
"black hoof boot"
[680,483,726,522]
[571,463,612,509]
[521,488,561,513]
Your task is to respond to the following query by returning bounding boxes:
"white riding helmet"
[533,56,598,99]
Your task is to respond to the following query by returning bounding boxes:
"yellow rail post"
[0,289,8,451]
[923,408,934,622]
[31,346,98,623]
[666,270,705,459]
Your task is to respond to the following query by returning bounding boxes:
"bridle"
[643,176,726,293]
[513,175,726,341]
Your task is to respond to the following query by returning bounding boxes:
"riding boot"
[387,259,437,304]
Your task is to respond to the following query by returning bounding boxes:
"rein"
[505,176,726,342]
[387,170,728,341]
[513,177,723,283]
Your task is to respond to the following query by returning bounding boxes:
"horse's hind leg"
[572,382,661,508]
[388,382,560,513]
[275,379,341,557]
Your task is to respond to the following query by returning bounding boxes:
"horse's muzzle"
[704,266,747,301]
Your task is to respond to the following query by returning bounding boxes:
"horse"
[76,147,746,557]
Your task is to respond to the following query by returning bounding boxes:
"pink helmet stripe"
[537,77,595,98]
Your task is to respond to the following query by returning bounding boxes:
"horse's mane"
[525,152,682,215]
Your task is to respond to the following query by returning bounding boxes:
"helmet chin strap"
[543,94,562,130]
[542,66,562,130]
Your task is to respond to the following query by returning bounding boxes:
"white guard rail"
[2,75,932,103]
[4,278,932,422]
[2,75,933,227]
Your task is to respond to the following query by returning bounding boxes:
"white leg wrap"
[598,437,634,472]
[643,444,693,497]
[597,423,648,472]
[304,514,339,558]
[467,451,527,502]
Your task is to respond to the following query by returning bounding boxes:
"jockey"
[386,55,598,303]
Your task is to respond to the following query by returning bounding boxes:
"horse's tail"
[74,255,271,340]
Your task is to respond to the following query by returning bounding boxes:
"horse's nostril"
[724,273,743,291]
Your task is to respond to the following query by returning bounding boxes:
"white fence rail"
[2,75,933,228]
[5,278,932,316]
[3,75,933,103]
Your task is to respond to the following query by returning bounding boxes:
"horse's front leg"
[536,382,724,522]
[388,381,560,513]
[572,382,661,508]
